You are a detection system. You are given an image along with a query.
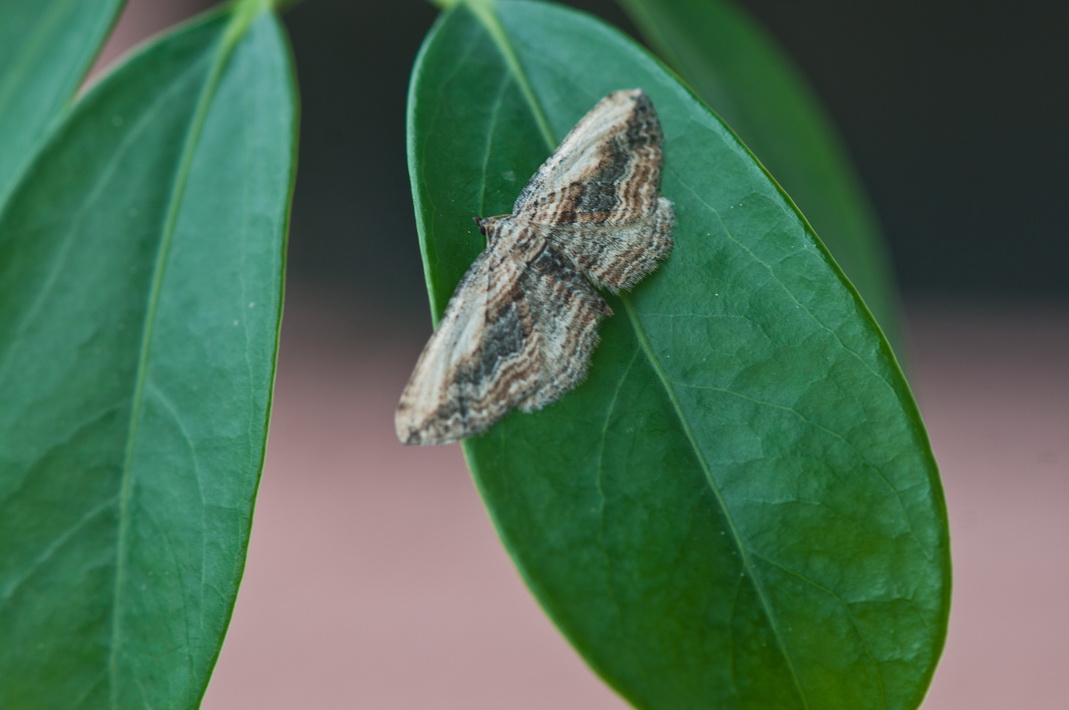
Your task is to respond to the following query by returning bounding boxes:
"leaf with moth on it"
[407,1,949,709]
[397,89,674,445]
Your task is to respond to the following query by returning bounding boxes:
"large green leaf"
[0,3,296,708]
[617,0,903,352]
[0,0,126,205]
[407,1,948,708]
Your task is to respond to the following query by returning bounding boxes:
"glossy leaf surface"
[618,0,902,351]
[0,0,125,203]
[0,5,296,708]
[407,1,948,708]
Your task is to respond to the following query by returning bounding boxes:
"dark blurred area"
[279,0,1069,322]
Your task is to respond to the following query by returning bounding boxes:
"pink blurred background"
[97,1,1069,707]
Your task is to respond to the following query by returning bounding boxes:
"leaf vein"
[751,550,890,708]
[0,495,118,603]
[622,292,812,709]
[0,59,210,388]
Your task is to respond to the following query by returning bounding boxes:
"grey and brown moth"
[396,89,675,445]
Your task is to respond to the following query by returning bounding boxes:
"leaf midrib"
[106,9,257,705]
[460,1,809,706]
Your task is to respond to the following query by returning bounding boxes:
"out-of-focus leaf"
[407,1,948,708]
[618,0,903,351]
[0,3,296,707]
[0,0,126,204]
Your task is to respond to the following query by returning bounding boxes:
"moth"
[396,89,674,445]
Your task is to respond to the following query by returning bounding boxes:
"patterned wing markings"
[513,89,665,225]
[396,244,542,446]
[541,196,675,292]
[397,89,674,445]
[516,242,612,412]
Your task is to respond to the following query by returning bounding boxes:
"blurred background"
[98,0,1067,707]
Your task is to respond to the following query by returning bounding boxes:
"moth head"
[474,215,508,245]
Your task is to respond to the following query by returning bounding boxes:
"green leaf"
[407,1,948,708]
[0,4,296,708]
[0,0,126,205]
[617,0,903,352]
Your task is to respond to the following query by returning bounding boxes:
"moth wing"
[544,195,675,292]
[512,89,665,226]
[395,247,541,445]
[516,244,612,412]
